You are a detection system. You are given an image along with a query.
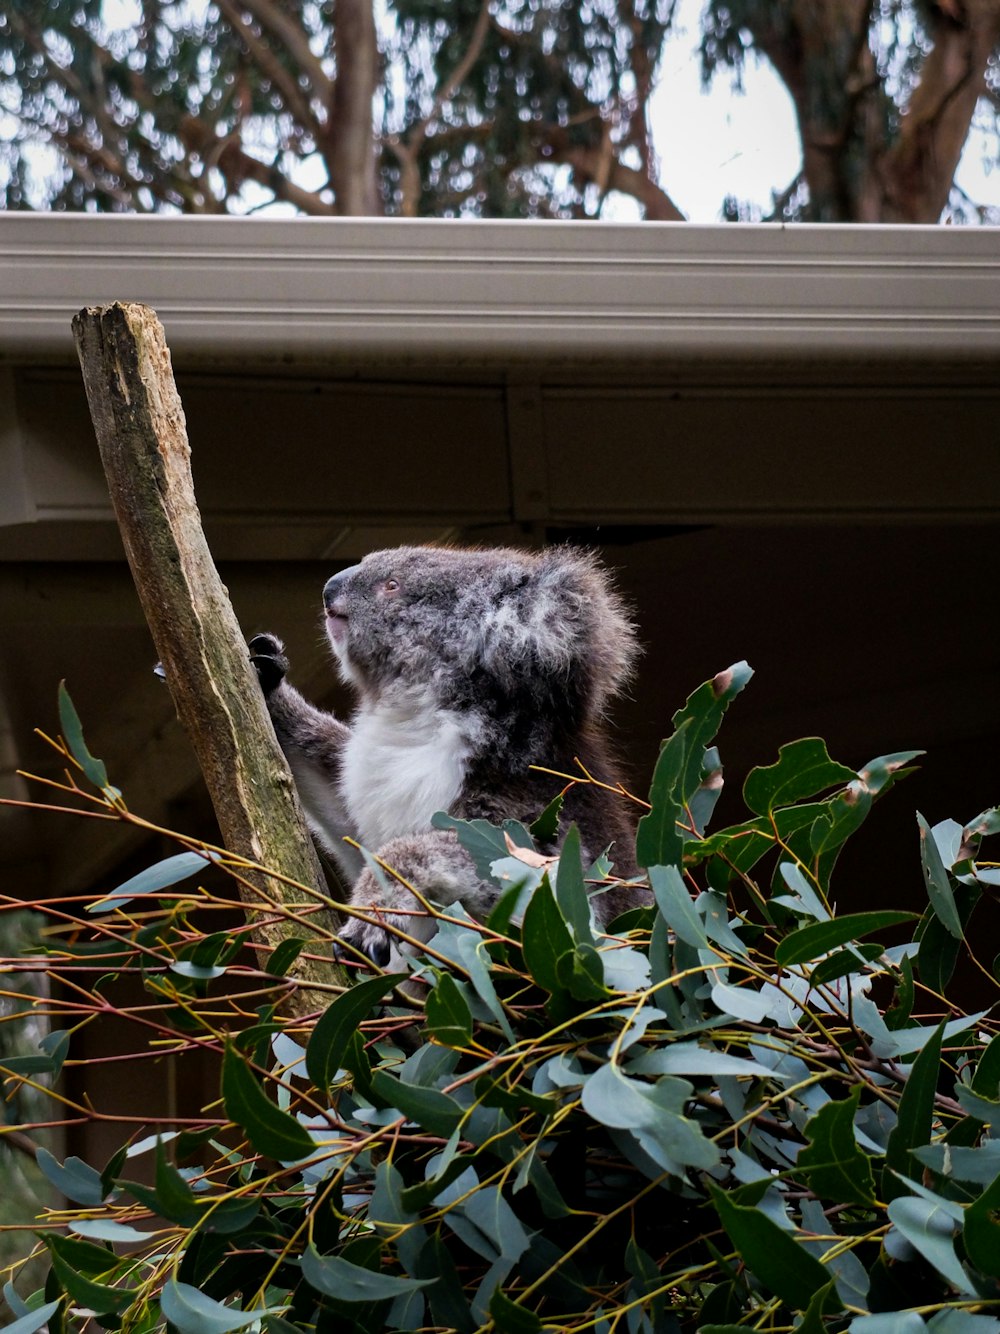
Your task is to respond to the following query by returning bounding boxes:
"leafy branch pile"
[2,665,999,1334]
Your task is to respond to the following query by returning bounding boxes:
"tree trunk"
[325,0,382,215]
[73,302,344,1006]
[753,0,1000,222]
[881,0,1000,222]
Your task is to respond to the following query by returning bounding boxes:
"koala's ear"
[538,548,639,706]
[481,547,638,715]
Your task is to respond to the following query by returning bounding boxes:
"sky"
[8,0,1000,220]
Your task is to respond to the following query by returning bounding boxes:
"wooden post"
[72,302,344,999]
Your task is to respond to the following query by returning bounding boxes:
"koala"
[250,544,642,966]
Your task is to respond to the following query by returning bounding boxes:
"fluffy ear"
[536,547,639,713]
[478,547,638,717]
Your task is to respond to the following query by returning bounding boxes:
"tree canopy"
[1,0,998,222]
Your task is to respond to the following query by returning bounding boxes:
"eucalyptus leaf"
[639,663,753,868]
[221,1041,318,1162]
[649,864,709,950]
[886,1196,975,1294]
[582,1063,717,1170]
[962,1166,1000,1278]
[710,978,773,1024]
[635,719,690,870]
[555,941,608,1001]
[529,792,563,843]
[708,1182,839,1311]
[914,1141,1000,1186]
[89,850,218,914]
[776,911,917,967]
[797,1087,876,1205]
[626,1042,779,1081]
[2,1282,29,1320]
[696,890,748,956]
[520,874,574,994]
[963,807,1000,839]
[743,737,854,816]
[160,1277,285,1333]
[972,1031,1000,1096]
[878,1011,987,1060]
[489,1287,543,1333]
[36,1148,106,1207]
[40,1236,119,1281]
[848,1317,926,1334]
[883,1020,944,1202]
[429,909,515,1042]
[810,944,883,988]
[554,825,596,946]
[43,1238,132,1315]
[0,1028,69,1078]
[457,1183,531,1267]
[369,1069,465,1139]
[300,1245,433,1301]
[687,744,725,838]
[305,972,400,1093]
[425,972,474,1048]
[264,937,305,977]
[0,1300,61,1334]
[774,862,830,922]
[59,681,109,790]
[918,812,963,940]
[431,813,531,883]
[692,803,827,875]
[954,1085,1000,1129]
[170,961,227,980]
[927,1311,1000,1332]
[67,1219,152,1244]
[670,662,753,808]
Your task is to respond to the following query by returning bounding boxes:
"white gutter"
[1,215,998,365]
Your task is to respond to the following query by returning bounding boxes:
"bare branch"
[539,126,686,220]
[392,0,491,216]
[226,0,333,106]
[415,0,492,150]
[178,115,336,214]
[72,303,342,1005]
[214,0,321,138]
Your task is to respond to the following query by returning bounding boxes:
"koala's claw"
[249,633,289,696]
[336,915,393,970]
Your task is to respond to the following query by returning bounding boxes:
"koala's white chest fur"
[341,693,472,850]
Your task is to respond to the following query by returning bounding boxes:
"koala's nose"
[323,564,361,614]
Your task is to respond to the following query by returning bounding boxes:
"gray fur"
[250,544,642,966]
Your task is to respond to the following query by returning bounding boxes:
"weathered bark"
[749,0,1000,221]
[72,302,344,1004]
[881,0,1000,222]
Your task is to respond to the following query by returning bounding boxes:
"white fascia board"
[1,214,998,365]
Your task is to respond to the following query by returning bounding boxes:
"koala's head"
[323,545,637,719]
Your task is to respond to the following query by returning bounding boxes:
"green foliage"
[4,0,995,222]
[0,0,677,218]
[3,677,1000,1332]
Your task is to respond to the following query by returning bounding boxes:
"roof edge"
[2,215,998,365]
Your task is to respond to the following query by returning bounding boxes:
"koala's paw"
[248,633,289,697]
[334,913,396,971]
[334,864,429,970]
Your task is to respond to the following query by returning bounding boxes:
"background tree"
[0,0,997,221]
